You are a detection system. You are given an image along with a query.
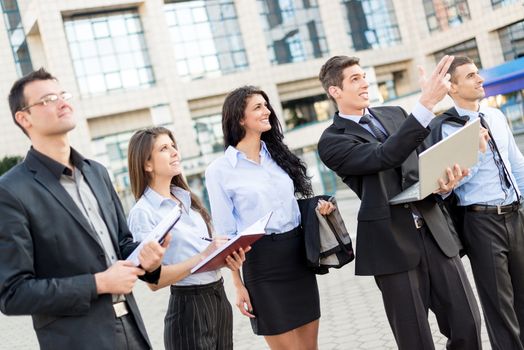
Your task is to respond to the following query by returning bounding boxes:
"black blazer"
[0,149,151,350]
[318,106,460,276]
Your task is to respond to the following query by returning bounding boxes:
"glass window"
[423,0,470,33]
[378,79,397,102]
[193,114,224,155]
[92,130,135,212]
[164,0,248,81]
[491,0,520,9]
[340,0,401,51]
[433,38,482,68]
[0,0,33,76]
[282,94,333,130]
[486,90,524,135]
[498,20,524,61]
[64,9,155,96]
[257,0,328,65]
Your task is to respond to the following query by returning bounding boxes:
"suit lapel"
[370,107,419,188]
[333,113,377,142]
[26,152,103,246]
[368,108,399,137]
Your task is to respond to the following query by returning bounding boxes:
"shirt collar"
[29,147,86,179]
[338,108,370,124]
[171,186,191,210]
[454,105,483,120]
[144,185,191,210]
[224,141,269,168]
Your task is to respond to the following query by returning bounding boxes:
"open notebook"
[191,211,273,274]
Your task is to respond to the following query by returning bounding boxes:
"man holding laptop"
[430,56,524,350]
[317,55,482,349]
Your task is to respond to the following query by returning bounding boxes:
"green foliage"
[0,155,23,176]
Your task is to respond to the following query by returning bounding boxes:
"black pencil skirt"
[164,278,232,350]
[242,226,320,335]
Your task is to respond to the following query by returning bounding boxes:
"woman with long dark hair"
[127,127,245,350]
[205,86,333,350]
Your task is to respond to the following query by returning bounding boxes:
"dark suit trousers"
[115,312,150,350]
[462,207,524,350]
[375,225,482,350]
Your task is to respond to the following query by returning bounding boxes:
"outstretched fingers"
[433,55,454,79]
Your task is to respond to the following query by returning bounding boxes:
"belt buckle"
[414,217,424,229]
[113,301,129,318]
[497,205,503,215]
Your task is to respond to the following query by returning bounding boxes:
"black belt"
[170,278,223,296]
[466,201,521,215]
[266,226,302,241]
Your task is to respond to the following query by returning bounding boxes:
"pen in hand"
[201,236,232,242]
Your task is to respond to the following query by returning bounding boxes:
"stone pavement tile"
[331,333,362,348]
[360,339,387,349]
[356,326,381,337]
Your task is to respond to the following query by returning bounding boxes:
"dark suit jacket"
[318,106,460,276]
[424,107,469,255]
[0,148,151,350]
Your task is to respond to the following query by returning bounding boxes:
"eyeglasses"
[19,92,73,112]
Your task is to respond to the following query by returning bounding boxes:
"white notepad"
[127,205,181,266]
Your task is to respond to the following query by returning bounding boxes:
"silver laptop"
[389,118,481,205]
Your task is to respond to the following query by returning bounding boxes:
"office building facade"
[1,0,523,208]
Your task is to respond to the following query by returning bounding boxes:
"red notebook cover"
[191,211,272,274]
[191,233,265,273]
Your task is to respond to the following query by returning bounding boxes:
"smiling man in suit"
[317,55,482,349]
[0,68,170,350]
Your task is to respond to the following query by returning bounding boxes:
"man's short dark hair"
[319,56,360,102]
[447,56,474,83]
[8,67,57,135]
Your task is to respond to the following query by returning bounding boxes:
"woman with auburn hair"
[205,86,334,350]
[127,126,246,350]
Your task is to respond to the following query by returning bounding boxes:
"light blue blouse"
[128,186,220,286]
[205,141,301,236]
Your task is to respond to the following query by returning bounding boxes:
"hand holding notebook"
[191,211,272,274]
[127,205,181,266]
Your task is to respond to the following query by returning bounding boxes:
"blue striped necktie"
[479,113,515,196]
[359,114,388,142]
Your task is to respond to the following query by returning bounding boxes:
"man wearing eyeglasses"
[0,67,170,350]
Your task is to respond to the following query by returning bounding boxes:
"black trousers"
[164,279,233,350]
[114,312,150,350]
[462,207,524,350]
[375,225,482,350]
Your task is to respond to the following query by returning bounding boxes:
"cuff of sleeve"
[89,274,99,300]
[440,191,452,199]
[139,265,161,284]
[478,150,486,163]
[412,102,434,128]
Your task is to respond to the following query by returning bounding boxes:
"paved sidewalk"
[0,193,491,349]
